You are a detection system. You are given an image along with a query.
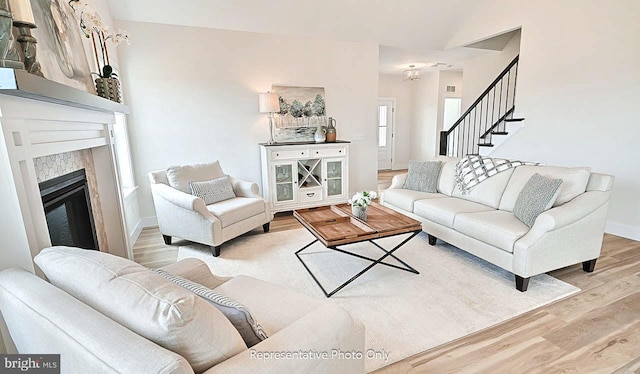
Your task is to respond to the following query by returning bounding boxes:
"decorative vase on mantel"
[352,205,367,221]
[95,76,122,103]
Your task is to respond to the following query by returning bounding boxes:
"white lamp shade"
[259,92,280,113]
[9,0,36,26]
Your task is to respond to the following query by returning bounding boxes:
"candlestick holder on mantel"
[9,0,43,77]
[0,0,24,69]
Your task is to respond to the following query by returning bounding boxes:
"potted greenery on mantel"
[68,0,129,103]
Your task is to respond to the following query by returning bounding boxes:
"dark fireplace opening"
[39,169,99,251]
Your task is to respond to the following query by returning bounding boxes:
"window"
[113,113,136,193]
[378,105,388,147]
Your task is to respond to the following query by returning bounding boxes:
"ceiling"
[107,0,496,75]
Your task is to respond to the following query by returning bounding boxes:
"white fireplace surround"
[0,94,130,274]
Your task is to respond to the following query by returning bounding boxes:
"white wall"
[461,29,520,112]
[450,0,640,240]
[115,21,379,219]
[437,70,463,131]
[378,74,413,169]
[409,72,440,161]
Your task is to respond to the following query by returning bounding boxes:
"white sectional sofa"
[381,157,614,291]
[0,248,364,373]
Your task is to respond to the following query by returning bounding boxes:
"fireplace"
[39,169,99,250]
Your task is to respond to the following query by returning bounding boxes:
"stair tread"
[491,131,508,135]
[478,143,494,147]
[504,118,525,122]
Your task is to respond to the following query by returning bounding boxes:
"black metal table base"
[295,231,420,297]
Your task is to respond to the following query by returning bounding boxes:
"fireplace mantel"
[0,76,131,275]
[0,68,130,114]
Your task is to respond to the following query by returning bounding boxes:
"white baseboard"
[392,162,408,170]
[140,216,158,228]
[129,216,158,246]
[605,221,640,241]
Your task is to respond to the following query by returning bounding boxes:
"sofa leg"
[210,245,221,257]
[263,222,270,233]
[515,276,530,292]
[162,235,172,245]
[582,258,597,272]
[427,234,437,246]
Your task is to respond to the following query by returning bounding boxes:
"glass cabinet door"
[273,163,296,203]
[324,159,345,198]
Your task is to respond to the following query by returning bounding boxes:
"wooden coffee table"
[293,202,422,297]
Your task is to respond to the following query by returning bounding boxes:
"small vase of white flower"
[348,191,377,221]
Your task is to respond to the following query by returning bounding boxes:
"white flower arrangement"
[68,0,130,78]
[348,191,378,208]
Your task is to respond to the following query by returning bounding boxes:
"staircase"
[439,55,523,157]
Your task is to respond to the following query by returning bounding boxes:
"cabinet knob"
[339,150,342,153]
[276,153,279,156]
[301,152,304,155]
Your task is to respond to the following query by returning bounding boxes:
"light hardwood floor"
[132,170,640,373]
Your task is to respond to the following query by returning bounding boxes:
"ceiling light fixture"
[403,64,421,81]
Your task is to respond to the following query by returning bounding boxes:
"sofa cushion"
[403,161,442,193]
[383,189,446,212]
[452,168,515,208]
[435,156,460,196]
[454,211,530,253]
[190,176,236,205]
[167,161,225,193]
[214,275,324,336]
[499,165,591,212]
[413,197,494,228]
[156,270,267,348]
[34,247,246,373]
[513,173,563,227]
[207,197,266,228]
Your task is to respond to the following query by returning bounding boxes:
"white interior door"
[378,99,394,170]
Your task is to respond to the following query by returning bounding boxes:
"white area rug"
[178,229,579,372]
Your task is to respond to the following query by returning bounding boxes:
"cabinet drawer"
[272,149,309,160]
[311,146,347,158]
[298,188,323,203]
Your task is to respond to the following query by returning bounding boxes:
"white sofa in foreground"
[382,157,613,291]
[0,248,364,374]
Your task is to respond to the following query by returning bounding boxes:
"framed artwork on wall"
[31,0,95,93]
[272,85,326,142]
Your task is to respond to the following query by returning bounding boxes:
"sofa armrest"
[158,259,230,289]
[229,177,261,198]
[204,304,363,374]
[530,191,610,232]
[151,183,216,221]
[0,268,194,374]
[389,173,408,189]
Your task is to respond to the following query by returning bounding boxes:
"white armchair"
[149,161,273,256]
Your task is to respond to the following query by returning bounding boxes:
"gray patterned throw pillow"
[404,161,443,193]
[190,176,235,205]
[156,270,268,347]
[513,173,563,227]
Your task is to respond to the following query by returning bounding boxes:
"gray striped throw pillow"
[404,161,443,193]
[156,270,268,347]
[190,176,235,205]
[513,173,563,227]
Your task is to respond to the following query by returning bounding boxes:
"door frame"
[378,97,397,170]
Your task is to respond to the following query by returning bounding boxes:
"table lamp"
[259,92,279,144]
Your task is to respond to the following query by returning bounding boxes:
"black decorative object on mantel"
[68,0,129,103]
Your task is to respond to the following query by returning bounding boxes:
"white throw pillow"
[34,247,246,373]
[190,176,236,205]
[156,270,268,347]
